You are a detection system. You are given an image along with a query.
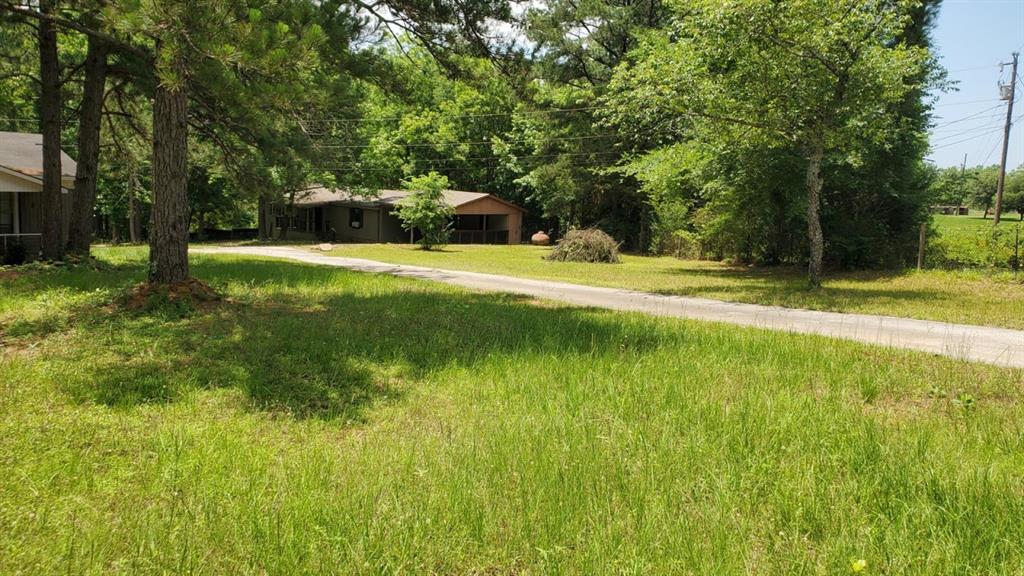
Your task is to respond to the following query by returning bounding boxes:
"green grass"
[319,243,1024,329]
[930,211,1023,271]
[932,210,1022,232]
[1,245,1023,574]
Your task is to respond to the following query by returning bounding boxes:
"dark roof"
[294,185,524,212]
[0,131,77,180]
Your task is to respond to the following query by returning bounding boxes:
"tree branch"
[0,2,153,62]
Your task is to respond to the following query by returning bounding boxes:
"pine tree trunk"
[128,169,142,243]
[806,141,825,288]
[265,197,276,239]
[148,50,190,284]
[38,0,63,261]
[67,37,109,256]
[257,194,268,241]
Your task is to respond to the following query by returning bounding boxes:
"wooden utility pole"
[994,52,1018,226]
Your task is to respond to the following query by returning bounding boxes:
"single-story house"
[278,185,526,245]
[0,131,76,258]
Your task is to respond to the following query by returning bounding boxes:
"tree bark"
[148,48,190,284]
[805,141,825,288]
[67,36,109,255]
[257,194,268,241]
[128,168,142,243]
[38,0,64,261]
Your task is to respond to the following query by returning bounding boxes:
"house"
[278,185,526,244]
[0,131,76,258]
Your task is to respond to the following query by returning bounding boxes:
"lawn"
[932,210,1022,232]
[1,245,1023,574]
[318,243,1024,329]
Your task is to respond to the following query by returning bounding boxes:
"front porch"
[0,190,43,260]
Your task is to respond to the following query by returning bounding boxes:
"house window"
[0,193,12,234]
[349,207,363,229]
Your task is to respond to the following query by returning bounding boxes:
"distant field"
[2,246,1023,574]
[320,243,1024,329]
[932,210,1022,231]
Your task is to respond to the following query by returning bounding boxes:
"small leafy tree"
[396,172,454,250]
[1004,168,1024,221]
[966,166,1000,217]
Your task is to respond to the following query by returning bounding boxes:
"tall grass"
[1,247,1022,574]
[929,215,1022,270]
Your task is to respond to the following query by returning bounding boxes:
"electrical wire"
[969,106,1012,161]
[311,132,626,150]
[301,105,603,125]
[931,121,1005,143]
[932,97,1005,108]
[308,149,625,169]
[931,112,1023,151]
[943,64,1001,74]
[930,103,1007,129]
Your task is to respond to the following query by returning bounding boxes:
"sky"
[927,0,1024,168]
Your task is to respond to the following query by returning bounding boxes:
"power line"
[295,153,631,174]
[932,97,1005,108]
[981,135,1003,165]
[971,106,1012,161]
[931,122,1006,143]
[930,103,1012,140]
[931,103,1008,129]
[931,112,1023,151]
[302,105,603,125]
[309,149,625,169]
[944,64,1001,74]
[311,132,626,150]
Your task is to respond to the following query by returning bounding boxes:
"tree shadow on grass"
[0,261,147,341]
[652,265,949,305]
[660,263,912,284]
[55,258,664,422]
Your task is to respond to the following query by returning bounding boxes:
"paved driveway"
[193,246,1024,369]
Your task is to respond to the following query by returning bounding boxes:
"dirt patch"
[122,277,222,310]
[864,395,938,420]
[0,269,22,282]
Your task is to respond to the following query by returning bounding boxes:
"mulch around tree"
[122,277,222,310]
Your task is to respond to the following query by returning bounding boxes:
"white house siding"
[0,170,40,193]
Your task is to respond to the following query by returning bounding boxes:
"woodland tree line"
[0,0,999,286]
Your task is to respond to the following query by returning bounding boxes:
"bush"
[395,172,455,251]
[545,229,621,263]
[927,224,1022,270]
[654,229,702,260]
[2,241,26,265]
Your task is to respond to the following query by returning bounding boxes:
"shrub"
[655,229,702,260]
[546,228,621,263]
[2,241,26,265]
[395,172,454,250]
[927,224,1022,269]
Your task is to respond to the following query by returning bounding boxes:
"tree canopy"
[5,0,1010,283]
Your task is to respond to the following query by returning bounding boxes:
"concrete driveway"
[193,246,1024,369]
